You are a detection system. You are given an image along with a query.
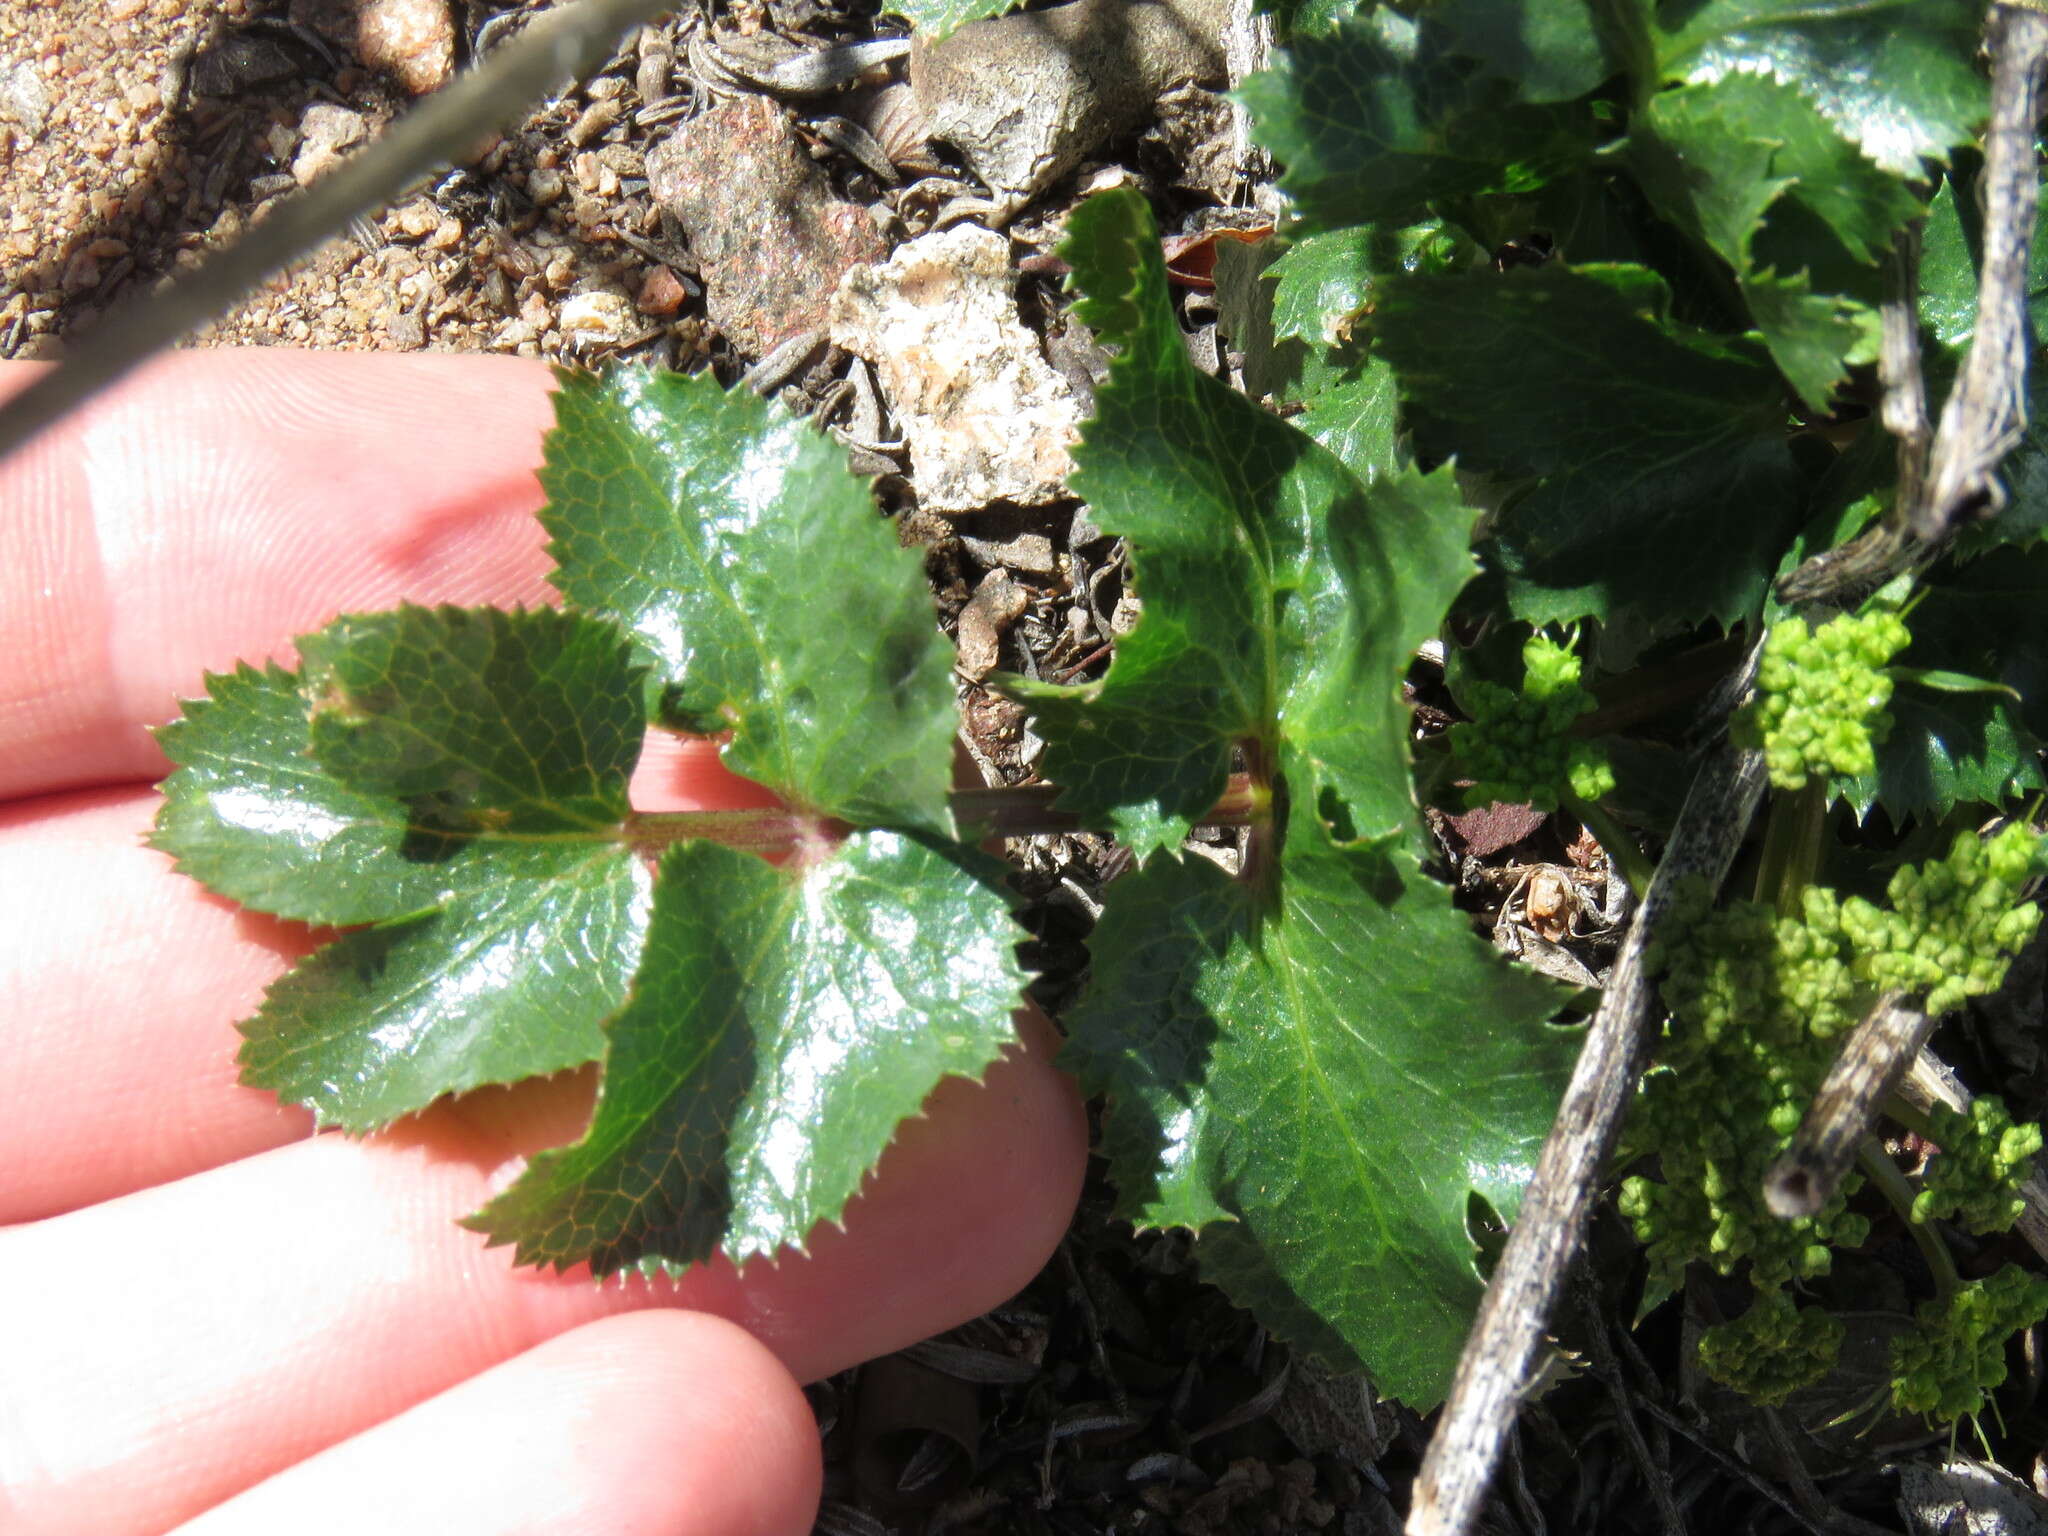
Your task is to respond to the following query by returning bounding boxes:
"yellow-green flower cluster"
[1739,608,1911,790]
[1450,633,1614,811]
[1891,1265,2048,1420]
[1913,1097,2043,1235]
[1841,823,2043,1016]
[1697,1287,1844,1405]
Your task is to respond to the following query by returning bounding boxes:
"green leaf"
[239,852,652,1132]
[1374,263,1804,626]
[1295,357,1402,482]
[1018,189,1571,1400]
[154,662,510,926]
[300,605,642,829]
[880,0,1013,37]
[1740,269,1880,412]
[1009,190,1475,856]
[1422,0,1617,102]
[538,368,957,837]
[1913,170,2048,353]
[1243,16,1597,234]
[155,607,657,1130]
[1260,0,1366,40]
[468,832,1026,1273]
[1626,72,1919,408]
[1065,787,1573,1407]
[1841,689,2041,824]
[1646,0,1985,178]
[1270,227,1380,348]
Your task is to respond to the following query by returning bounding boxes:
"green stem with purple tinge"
[624,772,1266,858]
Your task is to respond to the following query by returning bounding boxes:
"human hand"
[0,351,1087,1535]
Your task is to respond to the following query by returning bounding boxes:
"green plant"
[133,0,2048,1467]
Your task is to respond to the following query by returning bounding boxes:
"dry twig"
[1765,993,1930,1218]
[1407,735,1769,1536]
[1415,15,2048,1529]
[0,0,680,468]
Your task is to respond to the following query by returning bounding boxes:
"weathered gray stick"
[0,0,678,467]
[1407,735,1769,1536]
[1764,993,1926,1218]
[1413,12,2048,1533]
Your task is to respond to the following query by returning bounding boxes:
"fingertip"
[172,1310,822,1536]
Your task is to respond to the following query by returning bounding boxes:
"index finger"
[0,350,561,802]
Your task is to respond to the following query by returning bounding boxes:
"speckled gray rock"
[648,95,888,358]
[909,0,1227,214]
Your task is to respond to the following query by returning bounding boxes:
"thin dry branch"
[1778,2,2048,606]
[1407,733,1770,1536]
[0,0,679,469]
[1415,14,2048,1529]
[1764,992,1928,1218]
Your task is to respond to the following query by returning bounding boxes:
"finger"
[0,738,784,1221]
[0,1008,1085,1536]
[0,350,559,801]
[169,1312,821,1536]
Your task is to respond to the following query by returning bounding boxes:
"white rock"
[291,103,368,187]
[559,290,637,348]
[830,225,1079,514]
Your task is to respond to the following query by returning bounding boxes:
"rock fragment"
[353,0,456,96]
[648,96,888,358]
[291,102,367,187]
[956,569,1031,681]
[830,224,1080,513]
[909,0,1226,215]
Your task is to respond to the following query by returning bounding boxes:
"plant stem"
[624,773,1265,856]
[1752,780,1829,918]
[1859,1137,1959,1302]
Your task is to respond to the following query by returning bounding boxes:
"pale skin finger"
[0,1007,1083,1535]
[168,1312,824,1536]
[0,351,558,800]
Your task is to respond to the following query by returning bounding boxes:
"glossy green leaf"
[1017,189,1571,1398]
[1841,690,2041,824]
[1260,0,1366,40]
[1913,172,2048,352]
[1008,190,1476,856]
[1627,72,1918,408]
[1646,0,1984,177]
[240,852,651,1131]
[1374,263,1804,626]
[154,662,508,926]
[1065,783,1572,1406]
[469,832,1026,1273]
[300,605,643,829]
[1295,357,1402,482]
[156,608,656,1129]
[538,368,957,837]
[1243,16,1597,234]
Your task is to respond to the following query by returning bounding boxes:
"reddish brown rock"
[647,95,887,359]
